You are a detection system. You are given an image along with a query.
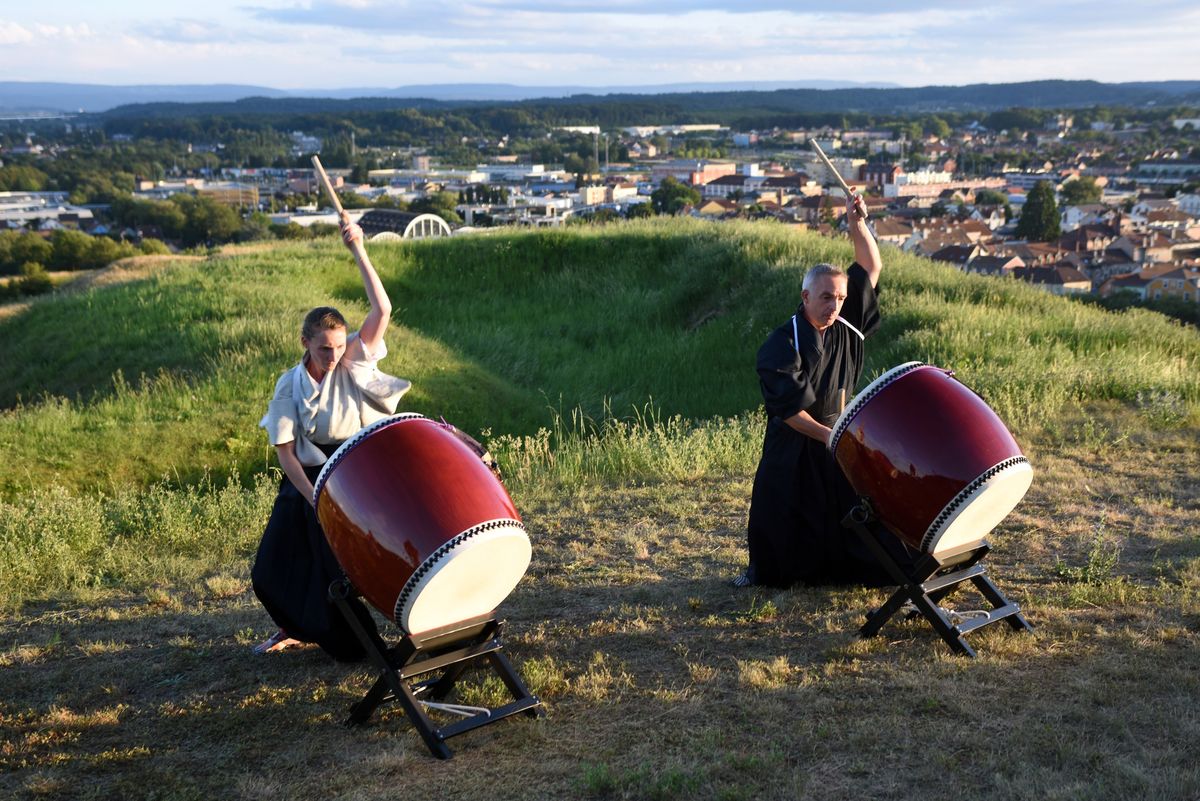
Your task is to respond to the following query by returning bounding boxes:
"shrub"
[139,238,171,255]
[16,261,53,296]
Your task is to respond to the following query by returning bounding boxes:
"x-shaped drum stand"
[841,500,1033,657]
[330,579,544,759]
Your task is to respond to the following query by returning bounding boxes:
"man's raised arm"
[847,194,882,288]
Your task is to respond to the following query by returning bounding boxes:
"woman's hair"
[802,263,846,291]
[301,306,347,339]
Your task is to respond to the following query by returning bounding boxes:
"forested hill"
[92,79,1200,127]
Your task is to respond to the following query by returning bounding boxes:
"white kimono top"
[259,332,411,466]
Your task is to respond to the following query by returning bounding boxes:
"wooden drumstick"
[311,155,346,219]
[312,155,367,257]
[809,139,866,220]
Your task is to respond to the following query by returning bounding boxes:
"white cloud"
[2,2,1198,89]
[0,20,35,45]
[31,22,94,40]
[135,17,281,44]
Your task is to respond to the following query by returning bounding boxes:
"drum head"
[924,457,1033,557]
[396,520,532,634]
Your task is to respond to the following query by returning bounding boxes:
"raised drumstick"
[808,139,853,196]
[311,155,346,219]
[809,139,868,222]
[311,155,368,257]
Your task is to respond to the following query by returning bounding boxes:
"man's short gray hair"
[802,263,846,292]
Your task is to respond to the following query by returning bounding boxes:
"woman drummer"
[252,216,411,658]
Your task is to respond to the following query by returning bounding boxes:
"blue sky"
[2,1,1198,89]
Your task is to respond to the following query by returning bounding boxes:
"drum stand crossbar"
[842,500,1033,658]
[329,580,544,759]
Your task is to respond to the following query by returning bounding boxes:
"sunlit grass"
[0,219,1197,614]
[1,219,1196,497]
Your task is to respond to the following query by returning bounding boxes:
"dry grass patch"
[1,421,1198,800]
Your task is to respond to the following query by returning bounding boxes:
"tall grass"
[489,402,762,491]
[0,220,1197,609]
[3,219,1195,497]
[0,473,277,611]
[873,254,1199,428]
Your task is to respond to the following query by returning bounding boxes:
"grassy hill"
[0,219,1195,496]
[1,220,1198,800]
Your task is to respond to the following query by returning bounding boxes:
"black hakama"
[746,263,918,587]
[252,458,380,661]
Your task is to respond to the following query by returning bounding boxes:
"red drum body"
[829,362,1032,558]
[314,414,531,634]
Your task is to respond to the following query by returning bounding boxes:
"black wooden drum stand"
[841,500,1033,658]
[329,579,544,759]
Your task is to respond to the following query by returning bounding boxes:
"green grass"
[1,426,1197,800]
[1,219,1196,496]
[0,219,1198,799]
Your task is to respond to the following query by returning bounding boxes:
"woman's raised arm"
[340,216,392,358]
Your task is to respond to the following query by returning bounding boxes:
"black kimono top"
[756,263,881,427]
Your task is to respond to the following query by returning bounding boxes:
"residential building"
[1060,204,1113,231]
[1004,172,1056,191]
[606,183,639,203]
[881,176,1005,199]
[650,160,737,186]
[577,185,607,206]
[1099,264,1184,299]
[697,198,738,217]
[1013,264,1091,294]
[1176,193,1200,217]
[1145,266,1200,301]
[871,217,915,248]
[860,163,903,188]
[930,244,983,267]
[702,174,752,199]
[966,254,1025,276]
[1058,224,1119,258]
[1134,160,1200,185]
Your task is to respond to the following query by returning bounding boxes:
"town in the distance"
[2,104,1199,309]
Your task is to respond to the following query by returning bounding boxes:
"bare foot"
[252,629,303,654]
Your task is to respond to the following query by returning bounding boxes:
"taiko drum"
[828,362,1033,558]
[314,414,531,634]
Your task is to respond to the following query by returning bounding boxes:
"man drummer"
[735,193,917,588]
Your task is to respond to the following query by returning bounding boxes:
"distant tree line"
[0,229,166,277]
[86,79,1200,130]
[3,80,1187,177]
[0,229,172,300]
